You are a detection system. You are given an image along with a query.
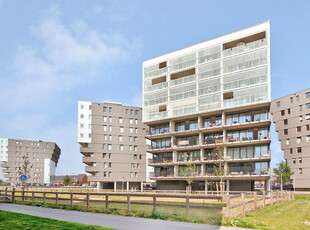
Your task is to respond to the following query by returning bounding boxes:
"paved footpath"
[0,203,249,230]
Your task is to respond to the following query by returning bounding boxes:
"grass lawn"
[0,210,115,230]
[228,194,310,230]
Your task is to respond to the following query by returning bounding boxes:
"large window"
[149,123,170,135]
[176,136,199,146]
[151,138,171,149]
[175,120,198,131]
[204,133,223,144]
[179,165,201,176]
[153,153,173,163]
[204,116,222,128]
[228,162,269,175]
[177,150,200,162]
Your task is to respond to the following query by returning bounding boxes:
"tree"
[180,160,197,194]
[63,175,73,186]
[273,161,294,184]
[213,140,229,195]
[17,156,33,182]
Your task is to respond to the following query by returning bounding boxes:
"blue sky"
[0,0,309,175]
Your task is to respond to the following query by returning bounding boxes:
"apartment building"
[78,101,148,190]
[271,88,310,191]
[143,21,271,191]
[0,138,60,185]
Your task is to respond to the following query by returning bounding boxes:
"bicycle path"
[0,203,249,230]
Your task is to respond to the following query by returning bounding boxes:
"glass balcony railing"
[170,74,196,87]
[176,138,199,147]
[203,136,223,145]
[144,67,167,79]
[144,111,167,122]
[223,39,267,57]
[145,82,168,92]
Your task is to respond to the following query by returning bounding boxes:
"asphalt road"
[0,203,247,230]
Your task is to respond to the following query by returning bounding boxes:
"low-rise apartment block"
[0,138,61,185]
[271,88,310,191]
[78,101,148,190]
[143,21,271,191]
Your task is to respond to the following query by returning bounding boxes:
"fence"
[0,187,294,219]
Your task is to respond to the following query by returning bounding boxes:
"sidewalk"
[0,203,250,230]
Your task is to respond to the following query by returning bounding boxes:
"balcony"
[148,158,173,166]
[223,38,267,58]
[144,111,167,122]
[202,136,223,145]
[175,138,199,148]
[145,82,168,93]
[85,166,100,173]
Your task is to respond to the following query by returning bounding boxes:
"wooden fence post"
[22,187,25,202]
[241,192,245,217]
[288,191,291,201]
[43,192,46,203]
[12,188,15,202]
[226,195,231,219]
[263,191,266,208]
[186,195,190,218]
[253,192,257,211]
[5,187,7,196]
[270,190,273,205]
[56,192,58,205]
[70,193,73,207]
[86,193,90,209]
[105,194,109,209]
[32,191,34,203]
[153,194,156,211]
[292,191,295,200]
[127,194,130,212]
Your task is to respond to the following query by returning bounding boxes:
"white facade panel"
[78,100,92,143]
[0,138,8,181]
[44,158,56,184]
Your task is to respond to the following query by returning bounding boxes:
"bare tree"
[180,160,197,194]
[17,156,33,183]
[213,140,229,196]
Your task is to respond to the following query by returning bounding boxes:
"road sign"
[20,175,27,181]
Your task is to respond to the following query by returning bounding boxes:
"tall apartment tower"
[78,101,148,190]
[0,138,60,185]
[271,89,310,191]
[143,21,271,191]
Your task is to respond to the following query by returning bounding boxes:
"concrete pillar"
[173,150,177,163]
[265,179,271,192]
[174,165,179,177]
[170,120,175,132]
[127,181,129,191]
[200,148,204,162]
[222,111,226,126]
[199,132,203,145]
[114,181,117,192]
[141,182,144,192]
[205,180,208,195]
[198,115,203,129]
[97,181,100,192]
[201,164,205,176]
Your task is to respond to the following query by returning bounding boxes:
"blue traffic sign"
[20,175,27,181]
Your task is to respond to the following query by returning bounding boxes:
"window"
[290,97,293,103]
[108,144,111,150]
[80,124,84,128]
[102,144,105,149]
[103,125,107,131]
[306,92,310,98]
[103,153,107,158]
[109,163,111,168]
[118,136,123,141]
[80,133,84,138]
[299,168,302,174]
[80,114,84,119]
[89,133,91,138]
[137,164,140,169]
[133,154,137,160]
[297,147,302,153]
[104,163,107,168]
[131,163,135,169]
[290,148,293,154]
[134,136,137,142]
[297,137,302,144]
[135,119,138,125]
[130,172,133,178]
[129,136,132,142]
[120,127,124,133]
[104,134,107,140]
[89,105,92,110]
[284,129,288,135]
[135,172,138,178]
[139,155,142,160]
[306,114,310,120]
[103,116,107,122]
[109,107,112,113]
[307,125,310,131]
[104,172,107,177]
[296,95,299,102]
[109,135,112,141]
[120,145,124,151]
[286,139,290,145]
[135,110,139,115]
[134,145,137,151]
[129,127,133,133]
[299,115,303,122]
[276,101,280,107]
[299,158,302,164]
[299,105,303,111]
[130,109,133,115]
[307,103,310,109]
[109,116,112,122]
[126,109,128,114]
[306,135,310,142]
[81,105,84,109]
[288,108,291,114]
[109,126,112,131]
[130,118,133,124]
[135,128,138,133]
[129,145,132,151]
[281,110,285,116]
[103,107,107,112]
[119,117,123,123]
[297,126,301,132]
[284,119,288,125]
[292,158,296,164]
[109,153,112,159]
